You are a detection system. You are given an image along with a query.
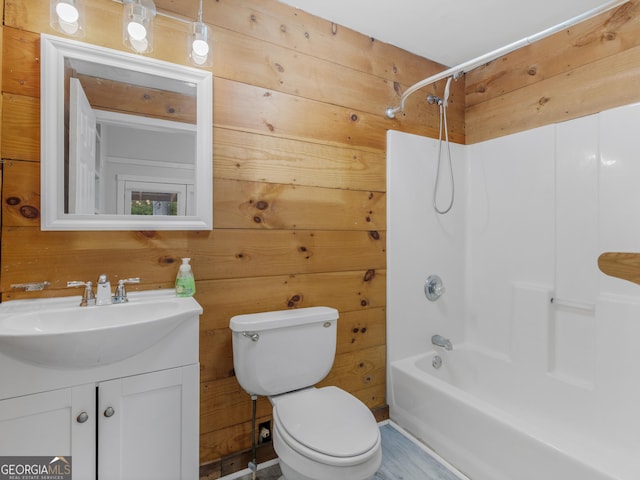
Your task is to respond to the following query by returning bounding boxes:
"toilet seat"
[272,386,380,466]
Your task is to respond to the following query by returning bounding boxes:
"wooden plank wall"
[465,0,640,144]
[0,0,463,474]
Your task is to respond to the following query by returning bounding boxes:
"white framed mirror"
[40,34,213,230]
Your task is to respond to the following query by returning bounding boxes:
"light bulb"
[56,2,79,23]
[189,20,211,67]
[127,21,147,41]
[192,39,209,58]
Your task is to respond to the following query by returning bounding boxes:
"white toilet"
[230,307,382,480]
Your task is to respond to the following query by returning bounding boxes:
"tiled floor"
[231,423,466,480]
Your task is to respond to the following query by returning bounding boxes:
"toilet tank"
[230,307,338,396]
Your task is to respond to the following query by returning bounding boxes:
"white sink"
[0,289,202,368]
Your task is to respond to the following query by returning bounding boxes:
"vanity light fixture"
[188,0,212,67]
[50,0,84,36]
[123,0,156,54]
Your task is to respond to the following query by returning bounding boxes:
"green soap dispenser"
[175,257,196,297]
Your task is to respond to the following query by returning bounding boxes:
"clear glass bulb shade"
[189,21,212,67]
[50,0,84,36]
[123,0,155,53]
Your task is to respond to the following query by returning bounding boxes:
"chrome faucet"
[68,275,141,306]
[431,334,453,351]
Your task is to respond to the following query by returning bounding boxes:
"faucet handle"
[425,275,445,301]
[67,281,96,307]
[112,277,140,304]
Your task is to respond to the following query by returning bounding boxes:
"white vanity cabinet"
[0,365,199,480]
[0,290,202,480]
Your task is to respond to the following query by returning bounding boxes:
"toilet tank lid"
[230,306,338,332]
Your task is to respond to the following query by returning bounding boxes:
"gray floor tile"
[374,425,461,480]
[234,423,461,480]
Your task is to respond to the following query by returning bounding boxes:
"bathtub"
[389,345,637,480]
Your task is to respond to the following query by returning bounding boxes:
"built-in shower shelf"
[598,252,640,285]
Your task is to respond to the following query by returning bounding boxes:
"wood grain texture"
[214,178,385,230]
[2,27,38,98]
[0,229,385,291]
[155,0,444,85]
[213,128,386,191]
[1,93,39,161]
[200,413,273,462]
[465,2,640,107]
[598,252,640,285]
[197,271,386,335]
[466,41,640,143]
[2,160,39,227]
[213,76,390,150]
[77,74,197,124]
[465,0,640,144]
[200,376,272,435]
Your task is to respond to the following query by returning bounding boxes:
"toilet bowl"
[271,387,381,480]
[230,307,382,480]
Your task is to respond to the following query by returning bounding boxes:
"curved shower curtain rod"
[385,0,629,119]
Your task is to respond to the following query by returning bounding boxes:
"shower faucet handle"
[425,275,445,301]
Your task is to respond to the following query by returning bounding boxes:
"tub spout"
[431,334,453,351]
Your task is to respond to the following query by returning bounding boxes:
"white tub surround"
[387,102,640,480]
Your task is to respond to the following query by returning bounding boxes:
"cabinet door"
[98,365,199,480]
[0,384,96,478]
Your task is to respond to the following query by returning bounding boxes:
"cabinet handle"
[76,412,89,423]
[103,406,115,418]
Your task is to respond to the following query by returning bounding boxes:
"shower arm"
[385,0,629,119]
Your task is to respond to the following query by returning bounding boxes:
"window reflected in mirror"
[130,192,177,216]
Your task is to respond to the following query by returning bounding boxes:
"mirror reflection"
[65,58,197,216]
[41,34,213,230]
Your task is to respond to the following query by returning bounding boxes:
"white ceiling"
[276,0,622,67]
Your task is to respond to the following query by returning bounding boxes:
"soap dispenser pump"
[175,258,196,297]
